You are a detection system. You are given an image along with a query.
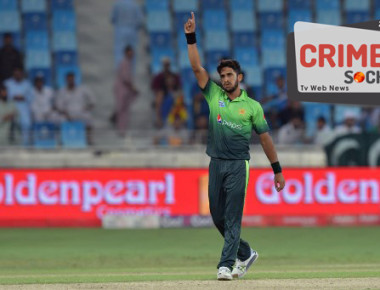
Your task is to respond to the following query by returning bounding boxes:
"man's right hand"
[184,12,196,33]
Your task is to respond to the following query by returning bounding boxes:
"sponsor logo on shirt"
[217,114,242,130]
[218,101,225,107]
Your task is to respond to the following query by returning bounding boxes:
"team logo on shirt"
[239,109,246,115]
[217,114,222,123]
[218,101,225,107]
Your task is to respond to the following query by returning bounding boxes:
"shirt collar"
[223,89,247,102]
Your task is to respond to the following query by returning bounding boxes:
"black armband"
[271,161,282,174]
[185,32,196,44]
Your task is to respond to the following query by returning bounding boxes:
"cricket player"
[184,12,286,280]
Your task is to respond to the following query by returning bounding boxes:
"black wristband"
[271,161,282,174]
[185,32,196,44]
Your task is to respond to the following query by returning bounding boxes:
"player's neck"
[227,87,241,100]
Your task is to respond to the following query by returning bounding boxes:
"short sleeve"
[252,102,270,135]
[200,79,223,103]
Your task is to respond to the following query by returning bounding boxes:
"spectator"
[313,116,334,146]
[278,100,304,127]
[191,82,209,144]
[151,58,181,122]
[154,114,189,147]
[0,33,23,85]
[4,67,33,146]
[278,116,305,144]
[113,46,138,136]
[154,73,185,127]
[31,75,61,123]
[56,72,95,142]
[334,111,362,136]
[0,85,16,145]
[111,0,143,66]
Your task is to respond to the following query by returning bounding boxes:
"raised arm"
[184,12,209,89]
[259,132,286,192]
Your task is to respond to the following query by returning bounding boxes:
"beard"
[223,80,239,93]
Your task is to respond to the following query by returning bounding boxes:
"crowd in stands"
[0,34,94,146]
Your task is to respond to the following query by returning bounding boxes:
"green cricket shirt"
[201,79,269,160]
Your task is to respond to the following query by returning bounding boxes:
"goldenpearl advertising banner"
[0,168,379,227]
[288,20,380,105]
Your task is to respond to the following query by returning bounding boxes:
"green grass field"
[0,227,380,285]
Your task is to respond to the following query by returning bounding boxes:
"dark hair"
[3,33,12,39]
[217,59,242,75]
[124,45,133,53]
[66,72,75,78]
[317,116,326,123]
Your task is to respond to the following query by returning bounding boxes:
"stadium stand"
[0,0,85,147]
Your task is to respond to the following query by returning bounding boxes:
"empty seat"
[234,47,259,66]
[346,12,369,24]
[204,31,229,51]
[53,31,77,51]
[179,48,204,69]
[201,0,225,10]
[259,12,284,29]
[261,29,285,49]
[0,0,17,11]
[50,0,73,10]
[25,50,51,69]
[229,0,254,11]
[25,31,49,50]
[54,51,78,66]
[288,9,312,32]
[147,11,172,32]
[257,0,283,12]
[52,10,76,31]
[145,0,169,11]
[21,0,46,13]
[344,0,370,11]
[150,32,172,48]
[173,0,198,12]
[23,13,48,31]
[205,50,230,72]
[231,11,256,32]
[151,47,176,74]
[55,65,81,88]
[376,9,380,19]
[316,0,340,10]
[28,68,53,86]
[33,122,58,148]
[316,10,341,25]
[244,66,263,87]
[0,12,21,32]
[262,49,286,68]
[61,121,87,148]
[233,32,257,47]
[203,10,227,31]
[288,0,311,9]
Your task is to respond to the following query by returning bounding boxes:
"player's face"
[220,67,239,93]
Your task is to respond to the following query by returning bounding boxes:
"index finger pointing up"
[191,11,195,21]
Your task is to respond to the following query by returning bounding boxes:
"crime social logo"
[293,22,380,94]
